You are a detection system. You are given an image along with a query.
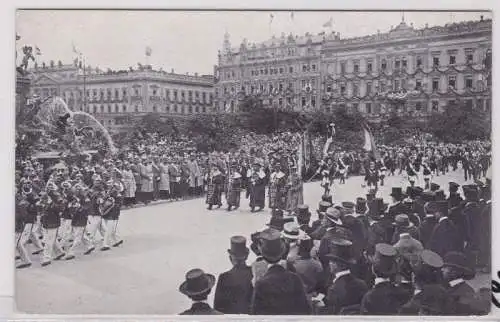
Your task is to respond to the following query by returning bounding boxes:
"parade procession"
[14,10,493,317]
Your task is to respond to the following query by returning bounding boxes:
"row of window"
[81,104,208,114]
[326,74,480,96]
[218,79,318,97]
[66,88,213,103]
[222,63,318,80]
[336,50,477,75]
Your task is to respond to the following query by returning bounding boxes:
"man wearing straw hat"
[179,268,221,315]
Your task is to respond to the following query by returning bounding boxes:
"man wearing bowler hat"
[179,268,222,315]
[310,201,331,239]
[296,204,314,236]
[325,238,368,314]
[366,198,392,256]
[214,236,253,314]
[391,214,419,244]
[361,243,409,314]
[250,228,310,315]
[447,182,463,207]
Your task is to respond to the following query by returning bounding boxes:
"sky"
[16,10,491,75]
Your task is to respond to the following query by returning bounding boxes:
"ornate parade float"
[15,35,117,167]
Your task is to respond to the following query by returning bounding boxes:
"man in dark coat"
[179,268,222,315]
[462,186,481,257]
[399,249,446,314]
[418,213,437,249]
[447,182,463,208]
[387,187,409,221]
[441,251,482,315]
[360,244,409,314]
[325,239,368,314]
[250,228,311,315]
[428,201,461,258]
[214,236,253,314]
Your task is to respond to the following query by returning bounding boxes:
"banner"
[362,122,380,160]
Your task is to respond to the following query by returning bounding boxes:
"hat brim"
[326,216,342,225]
[443,262,474,277]
[179,274,216,297]
[281,232,300,240]
[326,254,356,265]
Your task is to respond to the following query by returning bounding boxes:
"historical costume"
[364,161,379,192]
[158,159,170,200]
[101,182,124,250]
[226,164,242,211]
[285,168,304,214]
[268,164,287,211]
[376,158,387,186]
[205,164,224,210]
[121,163,136,206]
[247,160,266,212]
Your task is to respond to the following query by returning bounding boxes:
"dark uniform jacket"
[360,280,409,315]
[326,273,368,314]
[179,302,222,315]
[251,264,311,315]
[214,265,253,314]
[445,281,477,315]
[388,202,410,221]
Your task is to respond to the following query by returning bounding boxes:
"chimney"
[480,15,484,21]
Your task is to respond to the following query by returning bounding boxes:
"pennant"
[362,122,380,159]
[322,17,333,28]
[146,46,152,57]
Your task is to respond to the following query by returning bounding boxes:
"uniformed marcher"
[101,182,124,250]
[40,194,66,266]
[268,163,287,211]
[247,160,266,212]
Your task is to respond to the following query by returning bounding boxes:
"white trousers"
[66,226,92,256]
[59,219,73,248]
[15,229,31,265]
[86,216,106,247]
[102,219,121,248]
[42,228,65,263]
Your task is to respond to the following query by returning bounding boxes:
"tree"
[428,101,491,142]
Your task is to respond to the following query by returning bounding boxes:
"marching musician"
[64,192,88,260]
[376,157,387,187]
[406,156,418,187]
[40,192,66,267]
[421,158,432,190]
[101,182,124,250]
[337,153,348,184]
[226,162,242,211]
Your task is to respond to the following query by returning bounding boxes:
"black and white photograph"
[14,9,493,316]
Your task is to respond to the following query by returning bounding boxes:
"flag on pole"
[290,11,294,21]
[269,13,274,25]
[322,137,333,157]
[322,17,333,28]
[145,46,152,57]
[16,34,20,41]
[72,42,81,56]
[362,122,380,159]
[35,46,42,55]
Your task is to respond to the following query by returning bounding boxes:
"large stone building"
[214,16,492,118]
[29,62,214,130]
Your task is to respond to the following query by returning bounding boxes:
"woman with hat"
[205,163,224,210]
[213,236,253,314]
[250,228,311,315]
[247,160,266,212]
[179,268,221,315]
[121,161,137,207]
[225,162,242,211]
[138,156,154,205]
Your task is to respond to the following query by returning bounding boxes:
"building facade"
[215,17,492,118]
[29,62,214,130]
